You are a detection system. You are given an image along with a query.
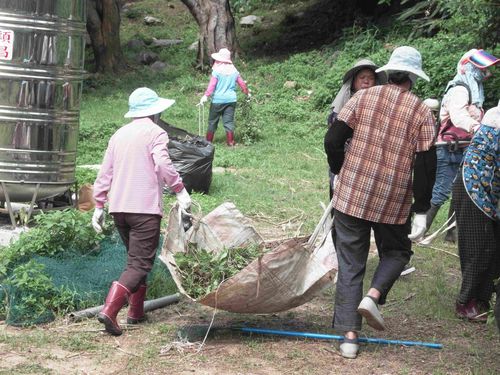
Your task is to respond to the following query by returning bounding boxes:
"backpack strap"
[439,81,472,137]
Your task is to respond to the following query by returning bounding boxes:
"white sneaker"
[357,296,385,331]
[339,341,359,359]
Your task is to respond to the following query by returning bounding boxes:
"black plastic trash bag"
[158,120,215,194]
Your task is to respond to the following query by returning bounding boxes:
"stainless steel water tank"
[0,0,86,202]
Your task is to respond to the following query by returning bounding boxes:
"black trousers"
[452,178,500,304]
[208,102,236,133]
[332,210,412,332]
[112,213,162,293]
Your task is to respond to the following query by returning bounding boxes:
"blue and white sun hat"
[124,87,175,118]
[376,46,430,83]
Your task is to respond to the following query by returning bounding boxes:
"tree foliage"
[380,0,498,46]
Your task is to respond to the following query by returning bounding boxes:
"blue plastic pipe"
[234,327,443,349]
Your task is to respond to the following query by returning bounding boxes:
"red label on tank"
[0,30,14,60]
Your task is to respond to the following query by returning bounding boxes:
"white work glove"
[176,188,191,213]
[92,207,104,233]
[408,213,427,241]
[199,95,208,106]
[423,98,439,112]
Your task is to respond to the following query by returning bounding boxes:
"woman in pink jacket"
[92,87,191,336]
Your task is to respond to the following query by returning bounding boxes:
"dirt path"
[1,283,498,375]
[1,218,498,374]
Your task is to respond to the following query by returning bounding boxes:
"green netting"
[1,231,171,327]
[35,232,127,309]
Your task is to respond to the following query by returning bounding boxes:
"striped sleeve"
[337,91,361,129]
[416,103,436,152]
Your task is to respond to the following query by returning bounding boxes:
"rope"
[198,103,205,136]
[194,280,221,354]
[418,213,456,246]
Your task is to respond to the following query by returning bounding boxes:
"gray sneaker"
[357,296,385,331]
[340,342,359,359]
[339,337,359,359]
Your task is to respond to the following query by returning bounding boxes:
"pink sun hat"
[211,48,232,63]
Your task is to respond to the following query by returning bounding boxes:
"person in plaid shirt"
[324,46,436,359]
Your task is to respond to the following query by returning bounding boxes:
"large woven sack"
[160,202,337,313]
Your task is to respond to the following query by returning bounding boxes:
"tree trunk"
[180,0,239,70]
[86,0,125,73]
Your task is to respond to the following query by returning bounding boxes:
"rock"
[188,41,199,51]
[126,39,145,50]
[137,51,159,65]
[150,61,167,72]
[0,225,27,246]
[144,16,162,25]
[151,38,183,47]
[122,2,133,11]
[283,81,297,89]
[212,167,226,174]
[240,15,262,27]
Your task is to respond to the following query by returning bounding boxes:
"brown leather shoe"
[455,299,488,322]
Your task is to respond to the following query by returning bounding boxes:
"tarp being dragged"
[160,202,337,314]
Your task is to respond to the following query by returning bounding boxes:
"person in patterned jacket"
[324,46,435,359]
[92,87,192,336]
[452,100,499,324]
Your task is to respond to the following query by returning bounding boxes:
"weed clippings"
[174,243,265,299]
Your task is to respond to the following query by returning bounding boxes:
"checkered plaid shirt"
[334,84,436,224]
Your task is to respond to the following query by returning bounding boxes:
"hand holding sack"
[92,207,105,233]
[408,213,427,241]
[176,188,191,213]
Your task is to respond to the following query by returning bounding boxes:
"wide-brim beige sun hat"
[376,46,430,82]
[343,59,387,84]
[124,87,175,118]
[211,48,232,63]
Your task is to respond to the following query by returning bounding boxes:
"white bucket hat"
[211,48,232,63]
[124,87,175,118]
[376,46,430,83]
